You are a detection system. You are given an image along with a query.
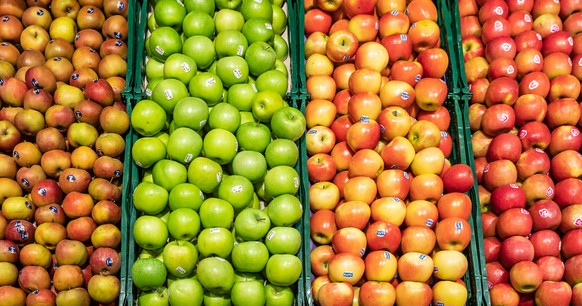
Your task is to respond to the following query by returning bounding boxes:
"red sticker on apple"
[574,218,582,226]
[546,187,554,197]
[519,129,527,139]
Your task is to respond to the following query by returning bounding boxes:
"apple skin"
[565,254,582,286]
[535,281,573,306]
[553,178,582,208]
[489,283,519,306]
[509,260,543,294]
[528,199,562,231]
[498,235,535,269]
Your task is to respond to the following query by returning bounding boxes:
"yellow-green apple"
[435,217,472,251]
[364,250,397,282]
[347,148,383,179]
[379,136,416,169]
[370,197,406,226]
[410,147,445,176]
[532,13,563,38]
[345,118,381,151]
[380,33,413,65]
[397,252,433,282]
[347,14,377,43]
[311,245,335,276]
[306,75,336,101]
[550,150,582,182]
[510,260,543,293]
[395,281,432,306]
[553,178,582,208]
[326,29,359,63]
[310,209,337,245]
[20,25,51,52]
[305,54,334,78]
[327,252,365,284]
[513,93,547,125]
[318,282,354,306]
[560,204,582,233]
[376,169,410,199]
[331,227,367,257]
[564,254,582,285]
[496,207,533,239]
[365,221,401,253]
[377,10,409,39]
[484,77,519,107]
[431,281,468,306]
[305,126,336,155]
[499,235,535,268]
[354,41,389,72]
[335,200,371,230]
[330,141,353,171]
[546,98,581,128]
[309,182,340,211]
[408,173,443,202]
[548,125,581,156]
[408,20,439,52]
[406,120,441,152]
[404,199,438,228]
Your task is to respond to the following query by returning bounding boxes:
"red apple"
[536,255,566,281]
[553,178,582,208]
[499,235,535,268]
[528,199,562,231]
[509,260,543,293]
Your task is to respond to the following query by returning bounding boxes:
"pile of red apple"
[304,0,482,305]
[459,0,582,304]
[0,0,130,304]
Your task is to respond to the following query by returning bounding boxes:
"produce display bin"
[296,0,490,304]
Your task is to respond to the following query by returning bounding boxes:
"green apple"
[214,0,242,10]
[264,165,299,197]
[162,240,198,277]
[132,258,167,291]
[264,139,298,167]
[163,53,198,84]
[199,198,234,228]
[187,157,223,193]
[172,97,209,131]
[203,293,231,306]
[234,271,264,282]
[152,159,188,191]
[148,26,183,62]
[265,227,301,254]
[232,151,268,183]
[156,208,171,224]
[214,9,245,33]
[231,241,269,273]
[183,12,215,38]
[196,227,234,258]
[145,78,163,99]
[267,194,302,226]
[188,71,223,106]
[214,30,248,58]
[231,280,266,306]
[143,169,154,183]
[235,122,271,153]
[133,181,169,215]
[196,257,235,294]
[255,180,273,203]
[146,58,165,80]
[148,14,159,32]
[138,287,169,306]
[251,90,285,122]
[208,102,241,133]
[168,278,204,306]
[151,78,190,113]
[242,18,274,44]
[169,183,204,211]
[217,175,255,212]
[156,132,170,146]
[154,0,186,30]
[132,137,167,169]
[240,111,255,124]
[255,69,288,97]
[139,248,163,260]
[216,56,249,88]
[265,283,294,306]
[273,35,288,61]
[271,4,287,35]
[182,35,216,70]
[227,83,257,111]
[203,128,238,165]
[245,41,277,76]
[265,254,302,286]
[270,106,306,141]
[131,99,167,136]
[184,0,215,15]
[234,208,270,241]
[167,208,201,240]
[167,127,203,164]
[240,0,273,21]
[133,216,169,250]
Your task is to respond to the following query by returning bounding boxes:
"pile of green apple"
[0,0,130,304]
[129,0,307,304]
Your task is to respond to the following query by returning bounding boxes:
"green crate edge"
[123,99,310,306]
[131,0,303,100]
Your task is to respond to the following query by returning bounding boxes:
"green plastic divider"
[441,0,471,95]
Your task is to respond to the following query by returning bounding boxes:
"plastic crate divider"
[444,0,472,95]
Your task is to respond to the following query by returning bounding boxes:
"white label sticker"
[232,185,243,193]
[206,78,216,86]
[233,68,242,79]
[164,89,173,100]
[155,46,164,55]
[182,63,190,72]
[237,45,244,56]
[265,23,272,30]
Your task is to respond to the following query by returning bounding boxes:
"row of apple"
[457,0,582,304]
[125,0,309,305]
[0,0,132,305]
[301,0,490,305]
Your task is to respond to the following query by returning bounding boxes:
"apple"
[499,235,535,268]
[510,261,543,293]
